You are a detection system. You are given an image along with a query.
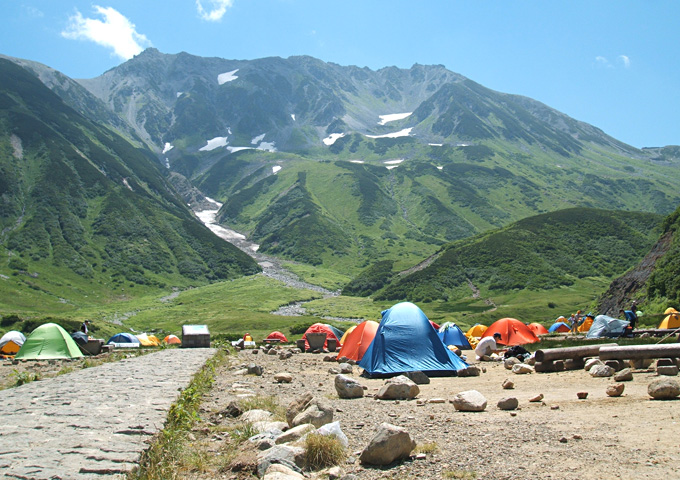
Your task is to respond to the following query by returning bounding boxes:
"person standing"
[81,320,89,335]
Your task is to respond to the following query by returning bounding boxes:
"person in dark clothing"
[81,320,90,335]
[619,308,637,337]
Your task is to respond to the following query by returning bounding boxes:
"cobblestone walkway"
[1,348,216,479]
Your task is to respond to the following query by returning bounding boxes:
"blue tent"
[437,322,472,349]
[107,333,141,347]
[586,315,629,339]
[359,302,468,377]
[548,322,571,333]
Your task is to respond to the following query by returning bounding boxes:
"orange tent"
[265,331,288,343]
[336,320,379,361]
[577,315,594,333]
[163,334,181,344]
[466,324,488,337]
[482,318,539,346]
[527,323,549,336]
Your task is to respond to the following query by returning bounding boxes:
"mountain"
[345,208,663,303]
[0,58,260,309]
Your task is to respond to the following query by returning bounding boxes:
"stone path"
[0,348,216,480]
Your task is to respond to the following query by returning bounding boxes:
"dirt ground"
[202,346,680,480]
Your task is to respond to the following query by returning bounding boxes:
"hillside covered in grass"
[344,208,663,303]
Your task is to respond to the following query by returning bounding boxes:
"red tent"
[265,331,288,343]
[302,323,342,350]
[527,323,549,336]
[336,320,379,361]
[482,318,539,346]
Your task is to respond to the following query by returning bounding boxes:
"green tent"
[15,323,83,360]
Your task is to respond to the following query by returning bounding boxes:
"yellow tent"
[577,315,594,333]
[340,325,357,345]
[466,324,487,338]
[136,333,161,346]
[658,307,680,329]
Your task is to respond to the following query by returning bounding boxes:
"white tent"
[585,315,629,339]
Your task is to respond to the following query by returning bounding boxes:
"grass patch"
[10,369,41,386]
[239,394,285,420]
[227,421,258,445]
[414,441,439,454]
[443,470,477,480]
[127,349,227,480]
[304,432,347,470]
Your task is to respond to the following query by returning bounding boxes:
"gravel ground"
[196,347,680,480]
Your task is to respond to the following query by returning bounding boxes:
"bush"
[304,433,346,470]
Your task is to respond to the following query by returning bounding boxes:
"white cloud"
[62,6,150,60]
[595,56,612,68]
[618,55,631,68]
[196,0,234,22]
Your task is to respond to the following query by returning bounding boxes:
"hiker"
[475,332,503,361]
[571,310,583,333]
[81,320,89,335]
[619,308,637,337]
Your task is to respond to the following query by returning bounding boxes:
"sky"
[2,0,679,149]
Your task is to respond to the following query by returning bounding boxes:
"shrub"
[304,433,346,470]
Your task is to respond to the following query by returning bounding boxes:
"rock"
[252,349,260,355]
[359,423,416,466]
[248,363,264,376]
[512,363,534,375]
[657,365,679,376]
[604,360,624,372]
[337,356,349,363]
[254,421,288,434]
[328,367,341,375]
[589,365,615,377]
[585,358,603,371]
[376,375,420,400]
[404,371,430,385]
[274,373,293,383]
[564,358,585,370]
[279,351,292,360]
[497,397,518,411]
[221,401,243,418]
[327,465,343,479]
[552,360,565,372]
[291,400,334,428]
[275,424,316,445]
[263,463,306,480]
[286,393,314,427]
[323,355,335,362]
[257,445,305,477]
[241,409,272,423]
[268,349,278,356]
[576,392,588,399]
[529,393,544,402]
[452,390,487,412]
[606,383,625,397]
[457,365,481,377]
[504,357,521,370]
[614,368,634,382]
[338,363,353,374]
[502,378,515,389]
[335,374,365,399]
[648,378,680,400]
[250,433,278,451]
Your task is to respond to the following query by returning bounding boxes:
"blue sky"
[2,0,678,148]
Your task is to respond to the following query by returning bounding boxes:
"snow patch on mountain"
[218,69,239,85]
[252,133,266,144]
[378,112,412,125]
[366,128,413,139]
[291,114,296,121]
[350,160,364,164]
[323,133,345,145]
[384,159,404,165]
[258,142,277,152]
[227,146,253,153]
[162,142,173,154]
[437,166,444,170]
[199,136,228,151]
[273,166,282,174]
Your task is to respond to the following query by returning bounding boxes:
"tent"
[107,332,141,348]
[577,315,594,333]
[527,323,549,336]
[548,322,571,333]
[482,318,540,346]
[586,315,629,339]
[0,331,26,355]
[136,333,161,346]
[340,326,356,345]
[302,323,343,350]
[163,334,181,345]
[15,323,83,360]
[658,307,680,329]
[265,331,288,343]
[466,324,488,338]
[358,302,468,377]
[70,331,89,346]
[437,322,472,349]
[336,320,379,362]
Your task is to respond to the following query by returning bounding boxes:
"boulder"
[291,400,334,428]
[614,368,633,382]
[589,365,615,378]
[274,373,293,383]
[452,390,487,412]
[286,393,314,427]
[359,423,416,466]
[497,397,519,411]
[648,378,680,400]
[376,375,420,400]
[241,409,272,423]
[512,363,534,375]
[606,383,625,397]
[334,374,364,399]
[504,357,521,370]
[275,424,316,445]
[404,371,430,385]
[257,445,305,477]
[585,358,603,371]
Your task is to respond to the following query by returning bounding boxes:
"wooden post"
[599,344,680,360]
[534,343,618,363]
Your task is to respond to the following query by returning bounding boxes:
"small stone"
[502,379,515,389]
[589,365,615,378]
[504,357,521,370]
[559,437,568,443]
[573,434,582,440]
[576,392,588,400]
[512,363,534,375]
[274,373,293,383]
[648,378,680,400]
[606,383,625,397]
[452,390,487,412]
[529,393,544,402]
[550,405,560,410]
[614,368,633,382]
[656,365,679,376]
[497,397,519,411]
